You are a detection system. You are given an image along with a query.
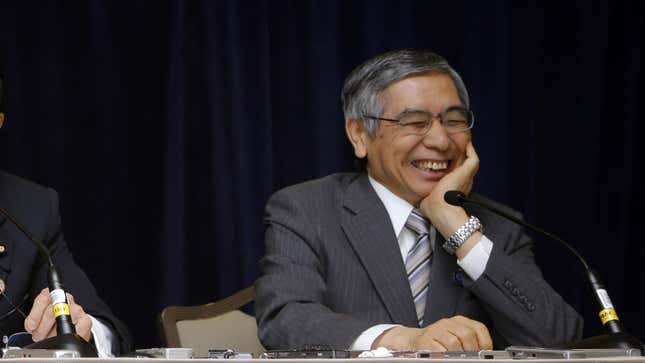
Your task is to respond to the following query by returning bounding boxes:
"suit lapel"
[341,175,418,326]
[423,233,461,324]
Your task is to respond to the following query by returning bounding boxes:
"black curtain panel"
[0,0,643,349]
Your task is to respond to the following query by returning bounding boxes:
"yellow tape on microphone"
[599,308,619,324]
[53,302,71,317]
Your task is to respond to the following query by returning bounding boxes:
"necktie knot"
[405,209,430,237]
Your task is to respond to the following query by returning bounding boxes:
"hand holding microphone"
[25,288,93,342]
[0,206,98,356]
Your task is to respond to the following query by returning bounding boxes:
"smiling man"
[255,49,582,351]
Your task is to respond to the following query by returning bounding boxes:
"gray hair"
[341,49,470,137]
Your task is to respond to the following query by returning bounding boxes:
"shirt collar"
[368,175,414,238]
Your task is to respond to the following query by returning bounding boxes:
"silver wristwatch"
[442,215,482,255]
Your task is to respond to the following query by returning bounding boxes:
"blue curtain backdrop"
[0,0,643,349]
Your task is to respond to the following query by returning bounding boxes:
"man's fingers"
[465,141,478,160]
[444,319,481,350]
[69,297,93,342]
[457,142,479,196]
[375,318,491,351]
[26,289,91,343]
[74,314,93,341]
[24,288,50,333]
[454,146,468,168]
[432,329,465,351]
[429,318,478,350]
[464,180,474,195]
[462,142,479,175]
[44,324,57,340]
[410,327,449,351]
[69,301,84,324]
[31,303,56,342]
[418,316,492,351]
[452,315,493,349]
[416,335,449,351]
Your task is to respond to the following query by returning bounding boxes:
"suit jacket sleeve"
[28,188,132,355]
[463,199,584,347]
[255,189,374,350]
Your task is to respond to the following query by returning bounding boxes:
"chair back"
[160,286,264,357]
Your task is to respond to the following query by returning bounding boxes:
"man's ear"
[345,118,370,159]
[0,113,4,129]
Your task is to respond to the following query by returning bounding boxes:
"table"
[2,358,645,363]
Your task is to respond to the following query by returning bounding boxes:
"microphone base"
[564,332,643,350]
[25,333,98,357]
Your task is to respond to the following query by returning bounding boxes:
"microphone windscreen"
[444,190,465,206]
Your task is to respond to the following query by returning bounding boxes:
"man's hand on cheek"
[24,288,93,342]
[419,141,479,237]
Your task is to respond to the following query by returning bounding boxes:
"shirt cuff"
[456,235,493,281]
[89,315,116,357]
[349,324,401,350]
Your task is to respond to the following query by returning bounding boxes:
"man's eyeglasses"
[362,107,475,135]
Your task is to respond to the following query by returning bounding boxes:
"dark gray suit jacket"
[0,171,131,354]
[255,173,583,349]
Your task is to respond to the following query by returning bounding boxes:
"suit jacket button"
[527,303,536,311]
[0,244,6,255]
[0,278,5,294]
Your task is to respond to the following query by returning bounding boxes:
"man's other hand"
[24,288,93,342]
[372,315,492,351]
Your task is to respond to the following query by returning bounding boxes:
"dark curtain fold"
[0,0,643,349]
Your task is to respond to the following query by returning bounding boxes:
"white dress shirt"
[349,177,493,350]
[88,315,116,357]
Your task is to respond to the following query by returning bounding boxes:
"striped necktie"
[405,209,433,326]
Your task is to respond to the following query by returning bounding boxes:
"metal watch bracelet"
[442,215,482,255]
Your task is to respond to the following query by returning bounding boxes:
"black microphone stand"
[444,191,643,350]
[0,207,98,357]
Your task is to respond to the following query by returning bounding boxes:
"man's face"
[347,72,471,206]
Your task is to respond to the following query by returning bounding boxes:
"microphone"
[0,207,98,357]
[444,190,643,349]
